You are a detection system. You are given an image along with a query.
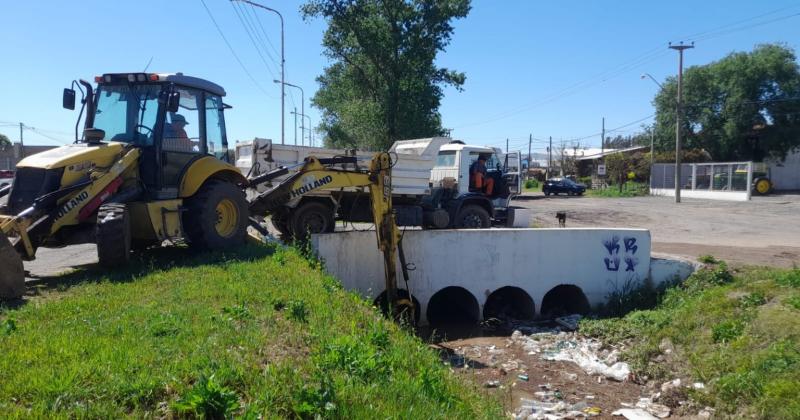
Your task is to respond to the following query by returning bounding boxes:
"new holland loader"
[0,73,410,318]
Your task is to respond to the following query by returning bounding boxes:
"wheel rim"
[300,211,327,234]
[462,213,482,228]
[756,179,770,194]
[215,199,239,238]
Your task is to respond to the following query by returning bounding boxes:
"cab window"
[162,87,201,153]
[205,95,228,161]
[436,150,456,167]
[468,152,500,171]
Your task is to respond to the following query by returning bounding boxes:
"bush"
[524,179,539,189]
[577,176,592,186]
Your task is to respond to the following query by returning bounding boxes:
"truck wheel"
[184,180,248,250]
[96,203,131,267]
[290,201,335,238]
[455,204,490,229]
[753,177,772,195]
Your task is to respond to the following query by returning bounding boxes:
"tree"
[302,0,470,150]
[0,133,11,150]
[653,44,800,161]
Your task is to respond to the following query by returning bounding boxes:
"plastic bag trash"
[611,408,659,420]
[660,378,681,392]
[636,398,670,418]
[692,382,705,389]
[484,380,500,388]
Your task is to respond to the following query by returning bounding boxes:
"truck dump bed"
[235,137,450,197]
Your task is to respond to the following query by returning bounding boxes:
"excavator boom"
[248,152,411,319]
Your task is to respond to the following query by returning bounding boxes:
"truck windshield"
[92,84,161,146]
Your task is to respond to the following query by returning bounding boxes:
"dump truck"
[235,138,524,237]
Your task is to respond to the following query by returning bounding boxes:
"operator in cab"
[469,153,494,196]
[163,113,194,152]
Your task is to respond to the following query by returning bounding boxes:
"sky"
[0,0,798,156]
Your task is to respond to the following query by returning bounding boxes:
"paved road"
[514,192,800,267]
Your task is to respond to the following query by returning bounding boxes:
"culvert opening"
[539,284,591,318]
[427,286,480,326]
[373,289,421,323]
[483,286,535,321]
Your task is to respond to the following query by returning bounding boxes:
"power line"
[199,0,274,98]
[230,0,280,79]
[242,2,281,63]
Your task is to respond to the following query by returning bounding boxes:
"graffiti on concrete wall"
[603,235,639,272]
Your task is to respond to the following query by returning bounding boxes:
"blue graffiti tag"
[624,256,638,272]
[603,235,620,255]
[604,256,620,271]
[624,237,638,254]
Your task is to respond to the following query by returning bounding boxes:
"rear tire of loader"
[96,203,131,268]
[0,231,25,299]
[184,180,248,250]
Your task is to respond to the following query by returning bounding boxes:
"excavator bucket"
[0,231,25,299]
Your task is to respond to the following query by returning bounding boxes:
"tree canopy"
[0,134,11,150]
[653,44,800,161]
[302,0,470,151]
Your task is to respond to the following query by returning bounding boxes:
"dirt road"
[515,192,800,267]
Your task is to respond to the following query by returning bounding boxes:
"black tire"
[96,203,131,267]
[454,204,491,229]
[184,180,248,250]
[289,201,335,238]
[544,191,550,196]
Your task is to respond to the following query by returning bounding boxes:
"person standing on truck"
[470,154,494,196]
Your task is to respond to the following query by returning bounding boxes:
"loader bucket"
[0,231,25,299]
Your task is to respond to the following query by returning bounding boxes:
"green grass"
[580,264,800,419]
[586,181,649,198]
[0,244,501,418]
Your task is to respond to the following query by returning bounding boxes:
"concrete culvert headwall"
[483,286,535,321]
[426,286,480,326]
[539,284,591,318]
[373,289,421,322]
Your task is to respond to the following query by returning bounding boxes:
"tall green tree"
[653,44,800,161]
[0,134,11,150]
[302,0,470,150]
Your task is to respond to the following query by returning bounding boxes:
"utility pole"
[548,136,552,177]
[293,107,297,145]
[669,42,693,203]
[528,134,532,175]
[19,122,24,159]
[650,127,655,187]
[235,0,284,145]
[600,117,605,155]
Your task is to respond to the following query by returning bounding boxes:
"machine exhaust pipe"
[0,230,25,299]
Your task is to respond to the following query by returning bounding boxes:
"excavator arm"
[248,152,412,320]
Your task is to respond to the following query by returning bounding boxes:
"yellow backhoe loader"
[0,73,410,319]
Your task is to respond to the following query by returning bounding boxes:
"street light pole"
[668,42,693,203]
[290,110,313,146]
[235,0,284,144]
[274,80,304,146]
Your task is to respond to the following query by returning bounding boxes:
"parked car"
[543,177,586,196]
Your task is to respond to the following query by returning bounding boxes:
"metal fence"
[651,162,753,193]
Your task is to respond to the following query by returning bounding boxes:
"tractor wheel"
[184,180,248,250]
[454,204,491,229]
[289,201,335,238]
[753,177,772,196]
[96,203,131,267]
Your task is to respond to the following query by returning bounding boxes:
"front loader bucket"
[0,231,25,299]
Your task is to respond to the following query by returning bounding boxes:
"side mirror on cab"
[63,88,76,110]
[158,89,181,113]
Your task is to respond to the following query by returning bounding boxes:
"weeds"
[0,244,501,417]
[580,264,800,418]
[697,254,718,264]
[173,374,240,418]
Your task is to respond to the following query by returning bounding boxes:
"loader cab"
[73,73,231,199]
